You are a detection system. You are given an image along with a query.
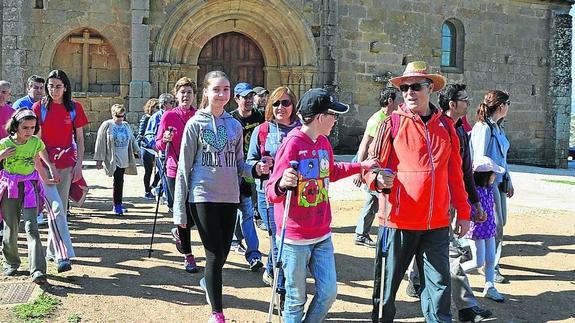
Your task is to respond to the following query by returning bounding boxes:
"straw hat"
[389,61,446,93]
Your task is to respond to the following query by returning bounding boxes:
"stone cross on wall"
[68,29,103,92]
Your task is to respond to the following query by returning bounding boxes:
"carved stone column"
[545,10,571,168]
[129,0,151,113]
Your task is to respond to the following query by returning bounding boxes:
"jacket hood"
[284,126,318,145]
[195,109,234,120]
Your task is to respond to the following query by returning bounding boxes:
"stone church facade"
[0,0,572,167]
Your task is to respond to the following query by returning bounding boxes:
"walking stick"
[267,160,298,323]
[262,152,282,322]
[148,127,173,257]
[378,169,393,321]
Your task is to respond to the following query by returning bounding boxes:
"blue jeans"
[355,190,378,236]
[281,236,337,323]
[257,190,285,293]
[233,195,261,262]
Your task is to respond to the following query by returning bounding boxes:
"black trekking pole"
[267,160,298,323]
[377,168,393,321]
[148,127,173,258]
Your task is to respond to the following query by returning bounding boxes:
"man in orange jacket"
[365,61,471,323]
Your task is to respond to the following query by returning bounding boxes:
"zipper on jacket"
[395,185,401,217]
[423,121,435,230]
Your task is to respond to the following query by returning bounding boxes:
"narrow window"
[441,22,456,67]
[34,0,44,9]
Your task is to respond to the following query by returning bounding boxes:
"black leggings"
[190,202,237,312]
[113,167,125,205]
[142,150,159,193]
[168,176,194,254]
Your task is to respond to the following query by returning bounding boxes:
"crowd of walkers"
[0,62,515,323]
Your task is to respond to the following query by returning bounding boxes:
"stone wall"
[333,0,573,168]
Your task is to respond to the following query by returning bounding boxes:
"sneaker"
[483,286,505,303]
[262,270,273,287]
[199,277,211,306]
[494,270,509,284]
[405,280,420,298]
[171,227,185,254]
[458,305,492,322]
[354,234,376,248]
[255,218,267,231]
[249,258,263,272]
[31,271,47,285]
[57,259,72,273]
[230,242,246,256]
[144,192,155,200]
[207,311,225,323]
[121,205,128,213]
[3,267,17,277]
[113,204,123,215]
[36,214,46,226]
[151,186,160,197]
[184,254,198,273]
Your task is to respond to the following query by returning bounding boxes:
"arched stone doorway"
[150,0,317,101]
[197,32,264,110]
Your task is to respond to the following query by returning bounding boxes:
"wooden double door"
[197,32,265,111]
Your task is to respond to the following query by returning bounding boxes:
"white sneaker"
[483,286,505,303]
[36,214,45,226]
[199,277,211,306]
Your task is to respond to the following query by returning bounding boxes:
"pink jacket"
[155,107,197,178]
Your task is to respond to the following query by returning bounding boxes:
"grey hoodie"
[173,109,253,225]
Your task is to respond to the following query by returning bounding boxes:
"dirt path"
[0,165,573,322]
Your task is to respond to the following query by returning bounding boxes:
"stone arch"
[51,28,120,92]
[151,0,317,98]
[39,25,130,93]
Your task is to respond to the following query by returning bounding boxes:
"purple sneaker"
[184,254,198,273]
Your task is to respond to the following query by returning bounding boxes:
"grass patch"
[68,314,82,323]
[542,179,575,186]
[13,293,61,320]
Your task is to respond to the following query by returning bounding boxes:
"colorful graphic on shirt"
[201,125,228,152]
[112,125,129,148]
[296,150,330,207]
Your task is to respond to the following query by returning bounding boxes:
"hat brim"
[328,102,349,114]
[236,90,255,97]
[493,164,506,174]
[389,73,446,93]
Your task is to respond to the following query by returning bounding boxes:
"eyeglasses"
[456,98,471,105]
[169,101,177,105]
[115,114,125,118]
[272,99,292,107]
[324,112,339,120]
[399,82,430,92]
[240,93,255,99]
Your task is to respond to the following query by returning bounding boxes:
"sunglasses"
[324,112,339,120]
[399,82,430,92]
[505,100,511,106]
[115,114,125,118]
[272,99,292,107]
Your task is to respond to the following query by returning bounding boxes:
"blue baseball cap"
[234,82,255,97]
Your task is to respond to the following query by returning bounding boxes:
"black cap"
[297,88,349,118]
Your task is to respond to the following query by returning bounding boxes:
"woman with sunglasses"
[470,90,513,285]
[246,86,300,301]
[94,104,139,215]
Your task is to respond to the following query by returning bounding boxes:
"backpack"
[40,103,76,124]
[257,121,270,157]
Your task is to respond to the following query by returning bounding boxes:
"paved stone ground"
[0,157,572,322]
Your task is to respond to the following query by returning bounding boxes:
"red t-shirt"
[32,100,89,149]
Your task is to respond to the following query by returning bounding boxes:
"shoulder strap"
[41,102,76,123]
[390,113,400,139]
[258,121,269,156]
[438,115,453,144]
